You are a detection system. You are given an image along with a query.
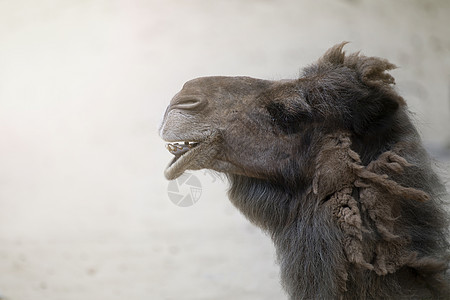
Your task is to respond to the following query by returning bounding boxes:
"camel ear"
[347,94,399,136]
[319,43,404,136]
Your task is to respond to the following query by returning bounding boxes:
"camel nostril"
[172,97,206,111]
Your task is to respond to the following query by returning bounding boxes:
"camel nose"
[170,96,207,112]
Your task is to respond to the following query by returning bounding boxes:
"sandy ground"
[0,0,449,299]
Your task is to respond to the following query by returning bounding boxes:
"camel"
[159,43,450,299]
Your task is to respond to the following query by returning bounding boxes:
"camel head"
[159,75,278,180]
[159,43,405,184]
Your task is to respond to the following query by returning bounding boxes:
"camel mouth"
[163,132,220,180]
[164,139,205,180]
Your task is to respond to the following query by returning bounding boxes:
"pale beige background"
[0,1,449,299]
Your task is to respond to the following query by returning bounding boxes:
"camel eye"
[267,102,313,134]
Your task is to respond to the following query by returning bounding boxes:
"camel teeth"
[166,141,200,156]
[168,141,197,145]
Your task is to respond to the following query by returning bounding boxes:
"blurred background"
[0,0,449,299]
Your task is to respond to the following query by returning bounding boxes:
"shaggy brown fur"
[160,43,450,299]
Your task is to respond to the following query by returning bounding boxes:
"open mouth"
[162,132,220,180]
[165,141,200,170]
[164,140,204,180]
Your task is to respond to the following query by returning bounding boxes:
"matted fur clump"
[160,43,450,299]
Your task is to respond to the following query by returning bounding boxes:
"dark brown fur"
[161,43,450,299]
